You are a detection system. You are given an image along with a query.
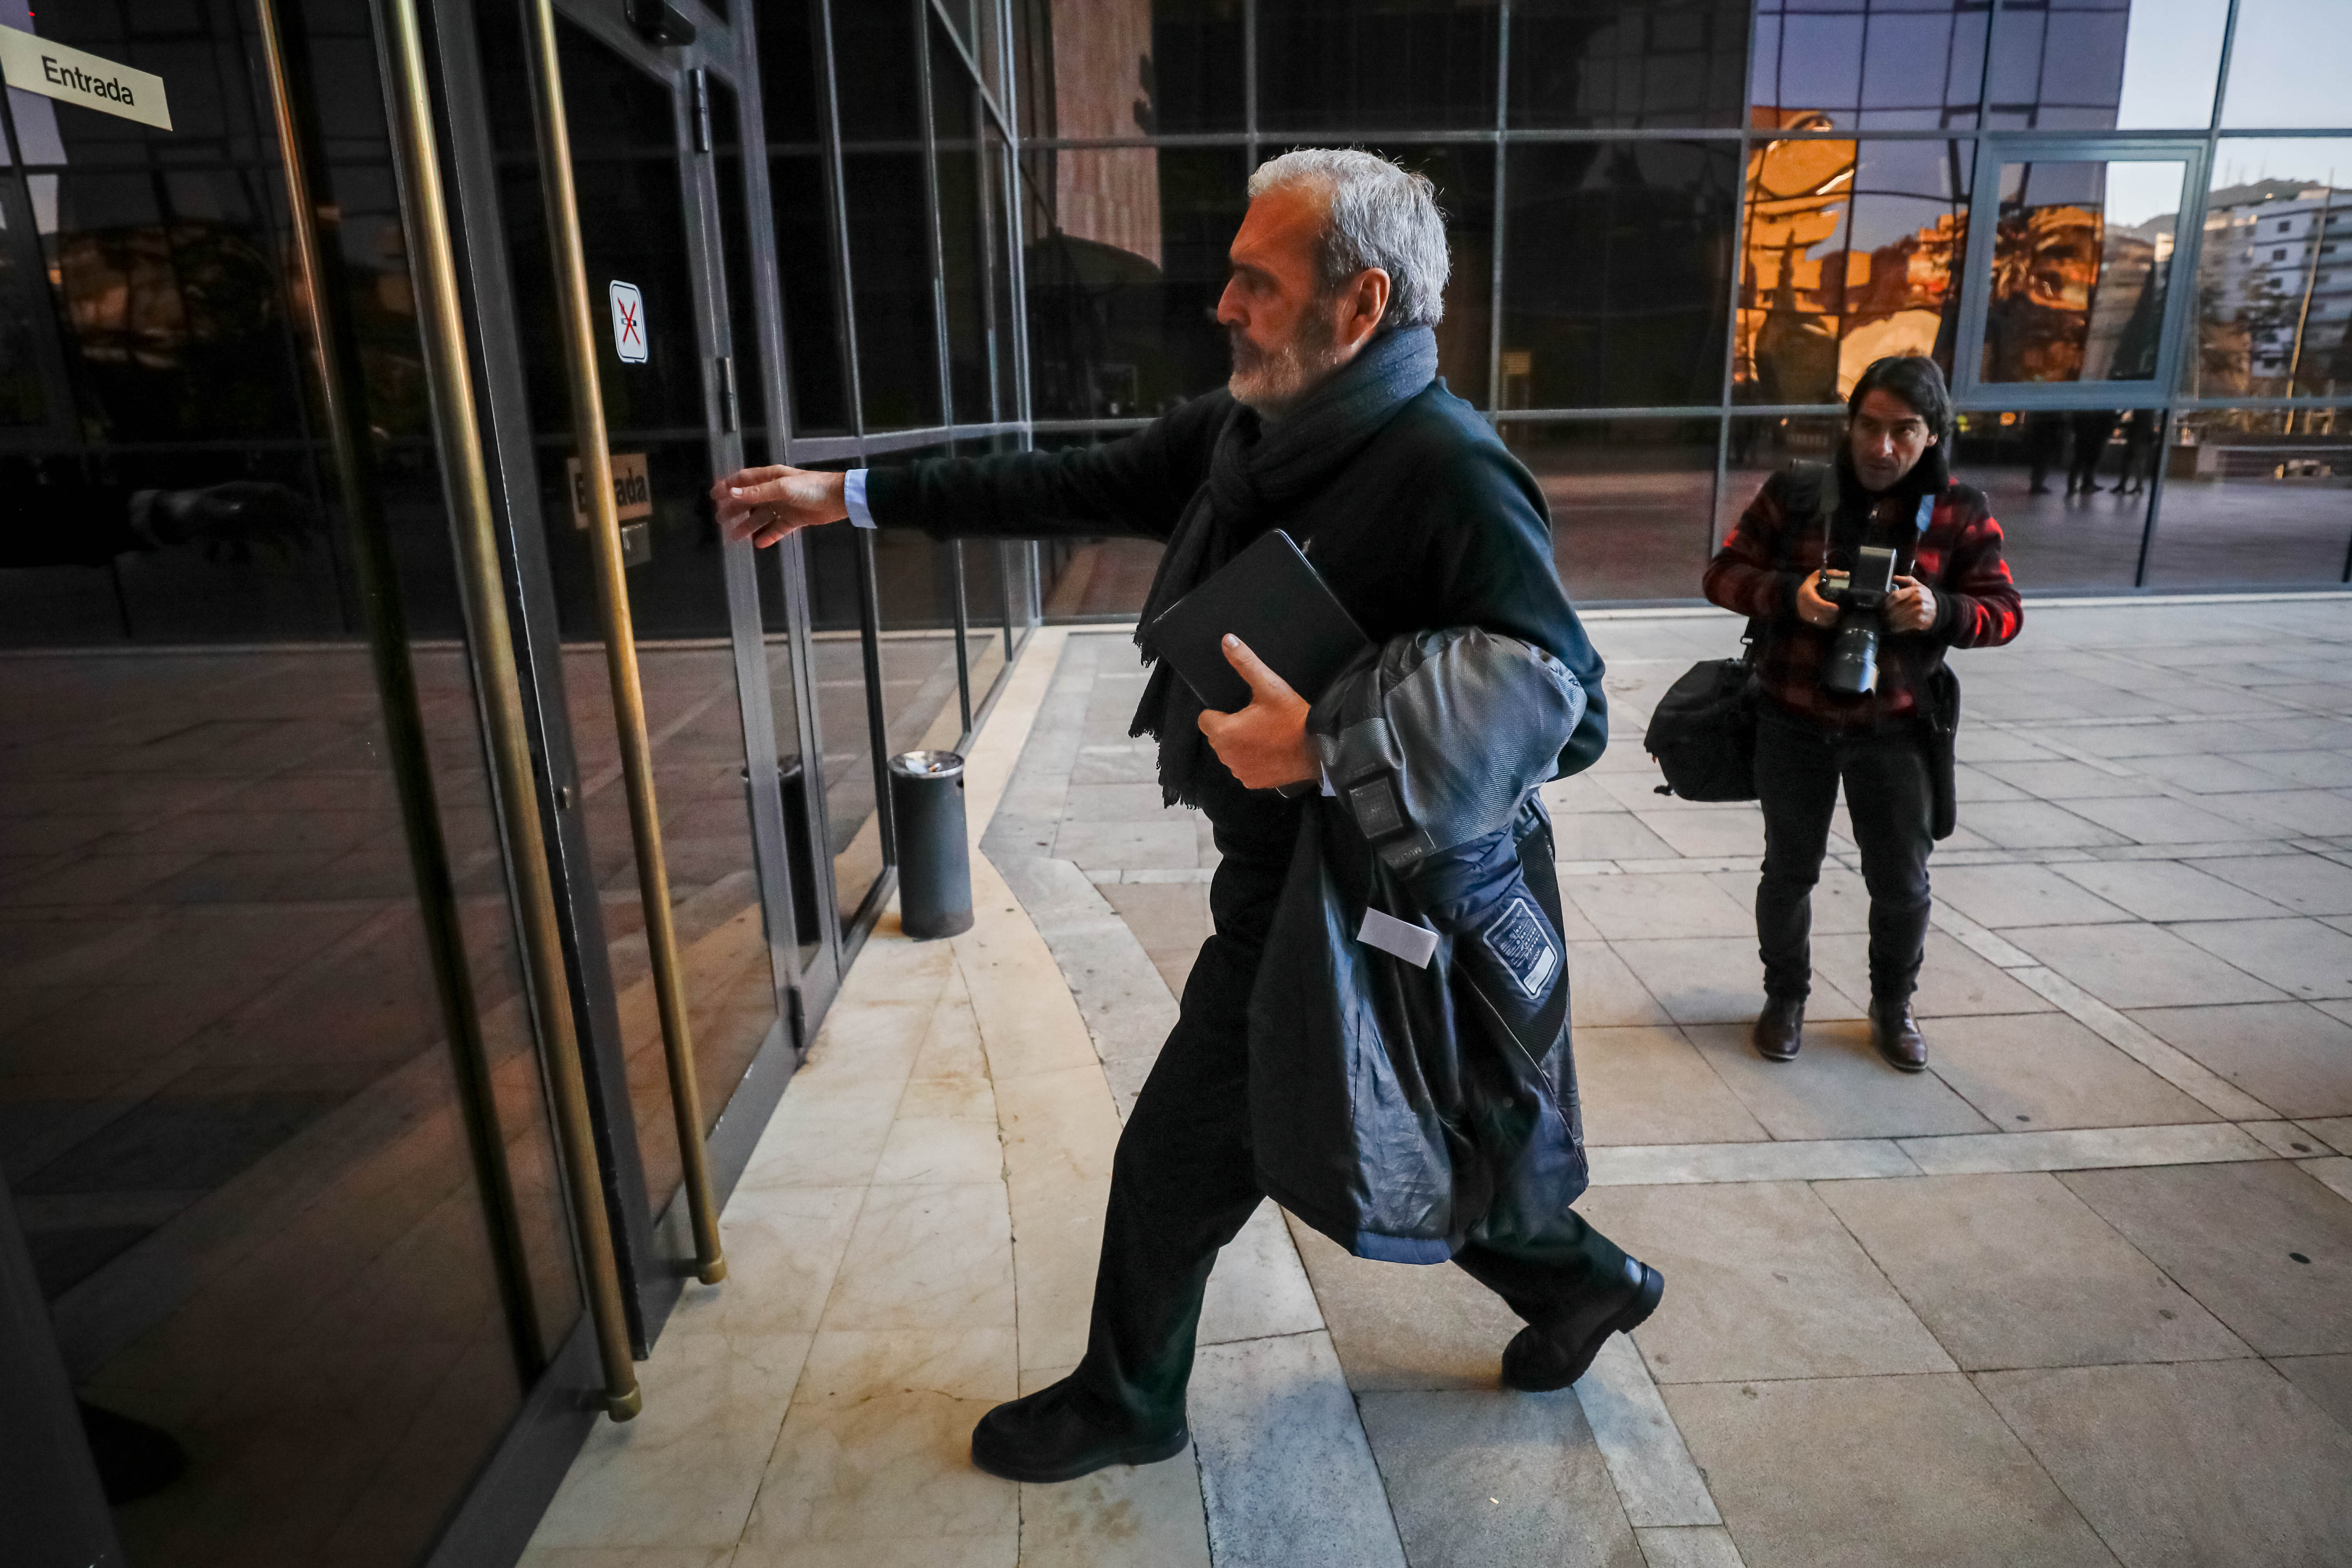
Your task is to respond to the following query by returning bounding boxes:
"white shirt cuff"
[843,468,874,528]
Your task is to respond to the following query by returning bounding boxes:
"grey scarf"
[1133,324,1440,806]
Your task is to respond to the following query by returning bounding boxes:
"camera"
[1820,545,1897,696]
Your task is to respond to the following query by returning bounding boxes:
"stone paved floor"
[529,599,2352,1568]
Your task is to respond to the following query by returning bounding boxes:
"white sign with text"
[0,26,170,131]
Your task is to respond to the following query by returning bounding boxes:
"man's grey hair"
[1247,148,1450,330]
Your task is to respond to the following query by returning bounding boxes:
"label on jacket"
[1357,907,1438,968]
[1482,896,1560,998]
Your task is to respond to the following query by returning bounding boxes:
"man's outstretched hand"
[711,465,849,547]
[1196,635,1318,790]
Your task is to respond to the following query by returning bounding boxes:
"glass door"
[1953,141,2206,406]
[476,0,827,1296]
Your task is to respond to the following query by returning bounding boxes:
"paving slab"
[2169,916,2352,1000]
[2047,858,2286,921]
[1685,1021,1997,1141]
[1977,1360,2352,1568]
[2269,1353,2352,1432]
[1922,1011,2214,1130]
[2125,1001,2352,1119]
[1281,1211,1523,1392]
[1573,1025,1770,1147]
[1574,1181,1954,1384]
[2000,923,2288,1009]
[1663,1374,2114,1568]
[2060,1160,2352,1357]
[1927,862,2133,929]
[1357,1389,1644,1568]
[1188,1332,1407,1568]
[1815,1172,2248,1370]
[2197,851,2352,915]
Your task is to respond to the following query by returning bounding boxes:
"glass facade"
[1029,0,2352,604]
[2,2,2347,1565]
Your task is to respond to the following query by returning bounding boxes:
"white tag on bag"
[1358,907,1439,969]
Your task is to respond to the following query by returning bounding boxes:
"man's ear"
[1341,267,1390,350]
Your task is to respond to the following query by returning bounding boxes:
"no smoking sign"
[609,280,648,364]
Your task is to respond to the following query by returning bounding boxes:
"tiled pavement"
[530,598,2352,1568]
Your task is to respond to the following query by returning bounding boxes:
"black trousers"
[1066,803,1629,1432]
[1754,710,1935,1006]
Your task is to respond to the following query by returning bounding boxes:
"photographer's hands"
[1198,635,1319,790]
[1886,575,1937,633]
[1798,570,1937,633]
[1796,571,1840,629]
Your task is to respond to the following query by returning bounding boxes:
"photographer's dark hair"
[1847,355,1953,445]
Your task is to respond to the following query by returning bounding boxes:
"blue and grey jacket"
[1248,627,1594,1264]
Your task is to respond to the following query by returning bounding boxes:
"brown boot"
[1870,997,1928,1072]
[1752,993,1804,1061]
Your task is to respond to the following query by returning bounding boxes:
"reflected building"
[1734,121,1968,403]
[2192,177,2352,405]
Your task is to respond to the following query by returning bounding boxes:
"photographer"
[1704,357,2021,1071]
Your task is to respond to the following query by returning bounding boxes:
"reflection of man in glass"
[0,472,307,567]
[714,151,1661,1486]
[1705,357,2022,1072]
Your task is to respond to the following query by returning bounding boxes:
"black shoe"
[1870,997,1928,1073]
[1499,1257,1666,1393]
[970,1378,1188,1483]
[1753,993,1805,1061]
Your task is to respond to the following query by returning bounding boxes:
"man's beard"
[1227,310,1343,418]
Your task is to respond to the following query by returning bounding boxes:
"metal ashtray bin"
[888,750,973,939]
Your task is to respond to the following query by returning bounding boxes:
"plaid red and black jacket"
[1704,459,2022,730]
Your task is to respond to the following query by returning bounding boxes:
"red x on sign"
[608,281,648,364]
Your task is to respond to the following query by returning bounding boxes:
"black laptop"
[1144,529,1372,714]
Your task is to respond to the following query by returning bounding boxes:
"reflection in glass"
[1723,413,1845,537]
[844,153,947,431]
[1736,138,1972,405]
[2148,407,2352,586]
[1988,0,2227,130]
[1025,147,1247,420]
[1982,160,2182,385]
[1017,0,1243,140]
[1500,141,1737,409]
[933,16,998,425]
[758,0,850,435]
[1258,0,1500,132]
[1950,410,2158,587]
[1509,0,1749,130]
[2220,0,2352,130]
[799,509,885,932]
[1749,0,1987,131]
[493,19,778,1190]
[1286,144,1492,405]
[2188,144,2352,401]
[0,10,578,1556]
[1504,418,1719,603]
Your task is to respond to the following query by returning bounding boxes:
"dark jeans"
[1066,791,1629,1432]
[1754,709,1935,1007]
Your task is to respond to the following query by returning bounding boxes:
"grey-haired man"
[714,150,1659,1482]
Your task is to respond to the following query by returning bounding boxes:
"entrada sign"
[0,26,171,131]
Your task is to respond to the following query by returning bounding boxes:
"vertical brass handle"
[375,0,641,1420]
[521,0,726,1287]
[254,0,545,1375]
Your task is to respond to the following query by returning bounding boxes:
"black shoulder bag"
[1644,462,1834,802]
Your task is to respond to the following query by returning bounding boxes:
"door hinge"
[691,67,712,153]
[718,354,739,432]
